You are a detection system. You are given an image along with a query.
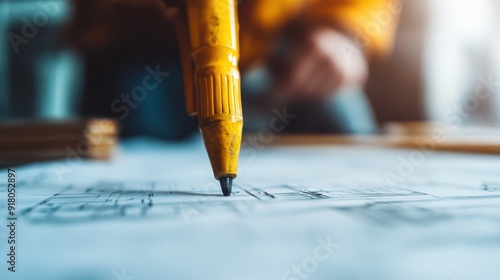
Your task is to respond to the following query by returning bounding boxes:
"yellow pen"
[175,0,243,196]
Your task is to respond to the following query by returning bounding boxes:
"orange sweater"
[238,0,400,69]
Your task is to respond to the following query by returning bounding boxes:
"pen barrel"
[186,0,242,179]
[186,0,239,53]
[187,0,241,120]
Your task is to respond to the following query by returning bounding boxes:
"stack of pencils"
[0,119,118,167]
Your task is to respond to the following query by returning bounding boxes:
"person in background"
[67,0,400,139]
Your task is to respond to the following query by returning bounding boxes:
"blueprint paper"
[1,138,500,280]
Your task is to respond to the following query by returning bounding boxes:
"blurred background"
[1,0,500,135]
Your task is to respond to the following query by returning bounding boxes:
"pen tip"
[219,177,233,196]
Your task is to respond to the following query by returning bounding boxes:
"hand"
[273,27,368,100]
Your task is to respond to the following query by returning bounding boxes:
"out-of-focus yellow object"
[175,0,243,189]
[238,0,400,69]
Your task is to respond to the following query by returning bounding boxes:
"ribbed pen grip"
[196,72,242,119]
